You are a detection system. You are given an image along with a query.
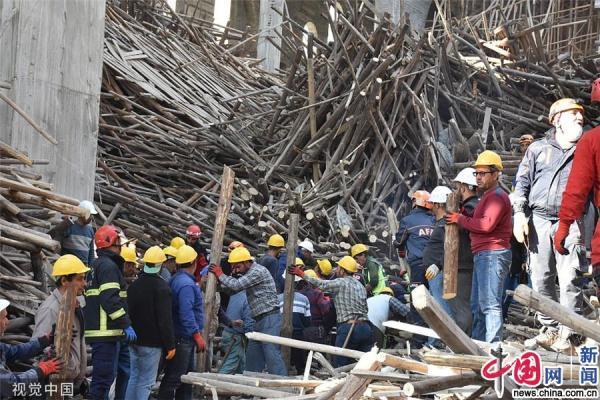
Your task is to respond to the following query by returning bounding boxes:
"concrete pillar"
[0,0,105,200]
[376,0,432,33]
[257,0,284,72]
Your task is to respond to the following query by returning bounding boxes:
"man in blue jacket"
[218,291,254,374]
[396,191,435,287]
[49,200,97,266]
[158,245,206,400]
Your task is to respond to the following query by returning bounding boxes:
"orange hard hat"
[411,190,431,209]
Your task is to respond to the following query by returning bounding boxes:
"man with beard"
[513,98,586,355]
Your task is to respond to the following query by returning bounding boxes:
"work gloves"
[124,326,137,343]
[166,348,176,360]
[208,264,224,278]
[553,221,571,255]
[444,212,460,224]
[425,264,439,281]
[397,249,406,258]
[513,212,529,243]
[193,332,206,352]
[37,358,63,377]
[287,265,305,278]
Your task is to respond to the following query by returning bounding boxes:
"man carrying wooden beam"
[209,247,287,376]
[446,151,512,343]
[288,255,372,367]
[514,98,586,355]
[33,255,89,395]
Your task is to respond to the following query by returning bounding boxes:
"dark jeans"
[158,337,195,400]
[115,340,130,399]
[89,341,119,400]
[334,322,373,367]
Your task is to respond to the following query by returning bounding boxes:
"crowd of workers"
[1,97,599,399]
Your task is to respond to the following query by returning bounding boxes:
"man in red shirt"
[446,151,512,343]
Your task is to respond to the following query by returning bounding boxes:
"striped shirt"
[218,263,279,318]
[277,292,311,317]
[304,275,368,323]
[62,222,95,266]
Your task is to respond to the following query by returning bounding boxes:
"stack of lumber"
[96,0,600,258]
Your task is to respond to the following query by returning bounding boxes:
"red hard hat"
[186,224,201,238]
[592,78,600,103]
[95,225,120,249]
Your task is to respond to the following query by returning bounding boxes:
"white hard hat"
[79,200,98,215]
[453,167,477,186]
[298,240,314,253]
[429,186,453,204]
[0,299,10,312]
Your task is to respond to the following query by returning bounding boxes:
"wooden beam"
[0,177,79,205]
[281,213,300,368]
[512,284,600,342]
[443,191,460,299]
[50,285,77,399]
[403,372,485,396]
[199,166,235,372]
[181,373,291,398]
[0,92,58,145]
[334,348,386,400]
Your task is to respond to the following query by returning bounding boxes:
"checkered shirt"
[304,275,368,323]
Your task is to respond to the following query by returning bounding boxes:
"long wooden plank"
[199,166,235,372]
[281,213,299,368]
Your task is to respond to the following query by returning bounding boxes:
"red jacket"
[559,126,600,264]
[458,185,512,253]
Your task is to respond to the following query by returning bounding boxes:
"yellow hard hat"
[170,236,185,249]
[52,254,90,277]
[380,287,394,295]
[316,259,332,275]
[228,247,253,264]
[351,243,369,258]
[337,256,358,273]
[120,246,138,264]
[549,98,583,124]
[267,234,285,248]
[473,150,503,171]
[176,245,197,265]
[294,257,305,266]
[304,269,318,279]
[163,246,178,258]
[143,246,166,264]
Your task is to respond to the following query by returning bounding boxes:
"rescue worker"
[161,246,178,281]
[298,240,316,266]
[258,234,286,293]
[84,225,136,400]
[451,168,480,334]
[555,106,600,308]
[158,245,206,400]
[297,270,332,344]
[315,259,335,280]
[33,255,88,395]
[519,134,534,154]
[49,200,97,266]
[278,258,312,373]
[218,291,253,374]
[209,247,287,376]
[126,246,176,400]
[0,299,62,398]
[421,186,454,317]
[120,245,139,283]
[185,224,208,281]
[514,98,586,355]
[170,236,185,250]
[446,151,512,343]
[288,256,371,367]
[367,287,410,348]
[351,244,387,296]
[396,191,435,286]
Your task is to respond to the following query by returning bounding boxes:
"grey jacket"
[32,289,87,386]
[513,128,576,219]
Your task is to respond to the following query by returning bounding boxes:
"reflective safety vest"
[363,256,387,295]
[83,249,130,342]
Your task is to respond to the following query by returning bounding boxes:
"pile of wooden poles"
[95,0,600,259]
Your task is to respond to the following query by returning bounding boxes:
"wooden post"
[30,251,47,293]
[199,166,235,372]
[512,284,600,342]
[403,372,485,396]
[443,191,460,299]
[306,33,320,183]
[281,213,299,369]
[50,285,77,399]
[334,349,386,400]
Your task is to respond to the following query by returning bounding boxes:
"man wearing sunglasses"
[446,150,512,343]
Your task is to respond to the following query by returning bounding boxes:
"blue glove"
[124,326,137,343]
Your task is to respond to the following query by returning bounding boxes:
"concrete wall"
[176,0,216,21]
[0,0,105,201]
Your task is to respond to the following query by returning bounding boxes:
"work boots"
[524,326,558,350]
